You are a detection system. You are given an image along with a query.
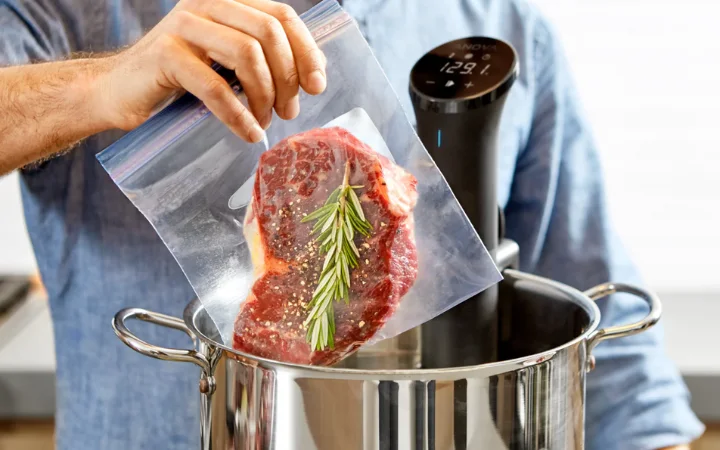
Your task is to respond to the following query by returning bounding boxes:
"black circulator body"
[410,37,518,367]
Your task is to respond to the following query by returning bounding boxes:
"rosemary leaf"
[338,277,346,300]
[322,245,336,270]
[320,211,337,233]
[321,230,334,247]
[335,255,342,281]
[336,222,344,247]
[343,241,358,267]
[306,287,333,327]
[344,213,354,239]
[320,314,327,348]
[311,318,321,350]
[301,203,337,223]
[344,215,354,241]
[347,207,372,236]
[348,188,365,221]
[325,187,342,205]
[352,240,362,259]
[341,252,350,286]
[314,269,334,296]
[304,295,325,324]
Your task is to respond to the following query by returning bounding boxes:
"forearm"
[0,58,111,174]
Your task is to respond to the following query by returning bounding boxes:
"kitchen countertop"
[0,292,55,419]
[0,291,718,420]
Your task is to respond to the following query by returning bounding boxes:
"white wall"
[0,173,36,274]
[1,0,720,292]
[532,0,720,292]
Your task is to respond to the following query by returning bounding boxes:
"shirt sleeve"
[0,0,77,65]
[503,13,706,450]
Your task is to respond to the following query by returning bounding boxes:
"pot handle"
[584,283,662,353]
[112,307,211,374]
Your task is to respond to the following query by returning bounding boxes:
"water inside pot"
[336,271,595,370]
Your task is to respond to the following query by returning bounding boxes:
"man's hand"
[0,0,326,174]
[99,0,326,143]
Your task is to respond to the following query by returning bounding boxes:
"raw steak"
[233,126,418,365]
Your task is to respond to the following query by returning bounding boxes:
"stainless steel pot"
[113,262,660,450]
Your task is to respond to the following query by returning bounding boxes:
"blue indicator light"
[437,129,442,147]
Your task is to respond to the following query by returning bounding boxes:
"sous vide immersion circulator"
[410,37,519,367]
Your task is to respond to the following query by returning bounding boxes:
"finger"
[158,37,265,143]
[205,0,300,120]
[237,0,327,95]
[171,11,276,129]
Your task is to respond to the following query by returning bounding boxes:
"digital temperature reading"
[410,37,517,101]
[439,61,477,75]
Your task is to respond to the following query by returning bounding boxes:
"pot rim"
[183,269,602,377]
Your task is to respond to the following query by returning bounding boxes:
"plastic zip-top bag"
[98,0,502,366]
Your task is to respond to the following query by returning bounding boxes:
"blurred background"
[1,0,719,448]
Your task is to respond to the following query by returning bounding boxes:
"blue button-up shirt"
[0,0,705,448]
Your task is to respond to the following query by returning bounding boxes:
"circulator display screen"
[411,37,516,100]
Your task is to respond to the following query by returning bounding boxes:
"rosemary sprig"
[300,162,372,351]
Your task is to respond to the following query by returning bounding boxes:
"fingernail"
[261,111,272,130]
[285,96,300,120]
[249,122,265,144]
[308,70,326,93]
